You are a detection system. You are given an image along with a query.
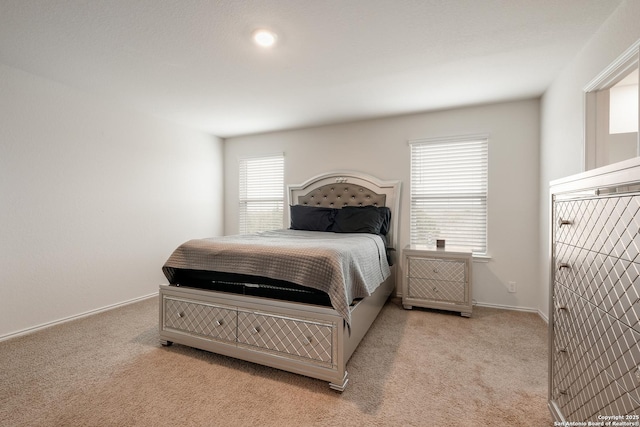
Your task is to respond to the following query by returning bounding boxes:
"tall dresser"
[549,158,640,422]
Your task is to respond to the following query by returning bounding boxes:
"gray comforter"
[162,229,391,325]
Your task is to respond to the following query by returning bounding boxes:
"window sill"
[472,253,492,262]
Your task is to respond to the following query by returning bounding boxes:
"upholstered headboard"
[296,183,386,208]
[287,171,401,250]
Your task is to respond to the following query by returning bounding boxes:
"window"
[239,154,284,233]
[409,135,488,254]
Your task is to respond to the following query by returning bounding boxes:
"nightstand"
[402,245,473,317]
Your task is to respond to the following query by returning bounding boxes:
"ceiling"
[0,0,624,138]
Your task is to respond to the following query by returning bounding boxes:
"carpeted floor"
[0,296,552,426]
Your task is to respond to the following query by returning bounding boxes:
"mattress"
[167,269,333,306]
[162,229,391,325]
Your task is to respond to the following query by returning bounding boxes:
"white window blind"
[409,135,488,254]
[239,154,284,233]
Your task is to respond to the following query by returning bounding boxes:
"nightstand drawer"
[408,278,465,303]
[408,257,465,282]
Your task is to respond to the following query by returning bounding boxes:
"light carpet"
[0,297,551,426]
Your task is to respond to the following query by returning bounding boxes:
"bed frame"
[159,171,401,391]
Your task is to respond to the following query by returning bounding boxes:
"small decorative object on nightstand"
[402,245,473,317]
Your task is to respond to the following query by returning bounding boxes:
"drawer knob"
[558,348,568,354]
[178,312,185,318]
[215,320,223,326]
[559,389,569,396]
[635,366,640,383]
[557,263,570,271]
[304,336,313,345]
[558,218,573,227]
[251,327,260,334]
[556,305,568,312]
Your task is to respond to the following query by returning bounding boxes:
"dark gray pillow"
[332,206,391,235]
[290,205,337,231]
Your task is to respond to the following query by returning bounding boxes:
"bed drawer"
[237,310,333,364]
[163,296,237,343]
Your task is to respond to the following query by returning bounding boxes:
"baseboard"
[474,301,546,321]
[397,296,549,323]
[537,309,549,324]
[0,292,158,343]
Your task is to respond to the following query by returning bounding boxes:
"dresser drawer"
[554,199,599,248]
[408,278,465,303]
[237,310,334,364]
[163,297,237,343]
[591,318,640,404]
[408,257,465,282]
[553,283,602,350]
[554,247,640,335]
[555,196,640,258]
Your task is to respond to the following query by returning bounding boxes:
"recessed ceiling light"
[252,29,277,48]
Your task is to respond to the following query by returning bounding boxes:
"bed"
[158,171,401,391]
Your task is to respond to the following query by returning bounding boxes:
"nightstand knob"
[178,312,184,318]
[215,320,223,326]
[558,262,570,271]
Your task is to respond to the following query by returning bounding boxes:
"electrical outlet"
[508,281,517,293]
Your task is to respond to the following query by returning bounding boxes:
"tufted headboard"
[296,183,386,208]
[287,171,401,250]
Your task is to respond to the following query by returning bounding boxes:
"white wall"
[0,64,224,339]
[225,99,541,312]
[539,0,640,318]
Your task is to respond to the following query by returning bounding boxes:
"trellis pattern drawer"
[408,278,465,303]
[555,243,640,333]
[408,258,466,282]
[163,297,237,343]
[555,196,640,257]
[237,310,334,364]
